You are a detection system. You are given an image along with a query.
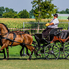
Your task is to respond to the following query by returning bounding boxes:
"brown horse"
[0,23,40,60]
[0,30,30,59]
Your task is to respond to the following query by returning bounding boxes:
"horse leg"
[28,48,41,60]
[28,50,33,60]
[20,46,30,56]
[34,49,41,56]
[20,46,24,56]
[6,47,9,59]
[26,47,30,56]
[26,45,41,60]
[3,49,6,59]
[0,42,9,60]
[25,45,34,60]
[0,40,6,59]
[0,41,9,52]
[0,45,6,59]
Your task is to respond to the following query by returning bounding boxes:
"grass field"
[0,18,68,28]
[0,57,69,69]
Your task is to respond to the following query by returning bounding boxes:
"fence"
[8,22,69,34]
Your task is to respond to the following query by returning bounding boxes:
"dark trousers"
[42,27,53,39]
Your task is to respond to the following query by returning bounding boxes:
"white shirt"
[48,18,59,28]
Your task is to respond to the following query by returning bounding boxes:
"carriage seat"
[49,28,63,36]
[60,30,69,39]
[49,28,63,40]
[34,33,49,44]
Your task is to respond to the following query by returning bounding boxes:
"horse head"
[0,23,10,35]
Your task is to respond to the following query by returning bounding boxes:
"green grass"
[0,45,22,57]
[0,58,68,69]
[0,18,68,29]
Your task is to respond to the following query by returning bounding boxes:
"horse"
[0,23,41,60]
[0,30,30,59]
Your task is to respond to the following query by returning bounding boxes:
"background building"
[58,14,69,19]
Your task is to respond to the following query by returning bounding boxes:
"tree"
[18,9,29,18]
[31,0,57,33]
[2,7,18,18]
[31,0,43,33]
[41,0,57,19]
[2,11,19,18]
[65,8,69,14]
[5,7,10,13]
[31,0,42,21]
[57,8,69,14]
[0,7,5,18]
[31,0,57,20]
[59,10,66,14]
[29,9,34,18]
[4,7,17,13]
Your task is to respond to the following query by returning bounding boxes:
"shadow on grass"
[0,57,67,60]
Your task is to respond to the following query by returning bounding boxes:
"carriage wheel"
[32,41,46,58]
[64,41,69,59]
[34,44,45,58]
[44,43,60,60]
[32,41,41,58]
[35,46,46,58]
[55,42,65,58]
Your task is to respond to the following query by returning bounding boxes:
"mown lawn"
[0,43,69,69]
[0,57,69,69]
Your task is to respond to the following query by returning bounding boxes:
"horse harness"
[1,32,32,47]
[1,32,17,47]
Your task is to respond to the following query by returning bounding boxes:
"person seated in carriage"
[42,13,59,40]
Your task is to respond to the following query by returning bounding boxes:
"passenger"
[42,13,59,40]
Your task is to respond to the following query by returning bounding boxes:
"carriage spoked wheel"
[32,41,41,58]
[55,42,65,59]
[63,41,69,59]
[32,41,45,58]
[44,43,60,60]
[35,46,46,58]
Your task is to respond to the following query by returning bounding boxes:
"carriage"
[32,27,69,60]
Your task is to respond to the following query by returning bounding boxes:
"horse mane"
[0,23,10,32]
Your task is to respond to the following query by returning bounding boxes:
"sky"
[0,0,69,13]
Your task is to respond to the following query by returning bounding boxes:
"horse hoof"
[27,58,31,60]
[27,59,30,61]
[6,57,9,60]
[29,54,31,56]
[38,54,41,56]
[20,54,22,57]
[3,58,8,60]
[7,58,9,60]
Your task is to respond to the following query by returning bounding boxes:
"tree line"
[0,7,30,18]
[57,8,69,14]
[0,0,57,19]
[0,0,69,19]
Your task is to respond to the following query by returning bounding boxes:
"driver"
[42,14,59,40]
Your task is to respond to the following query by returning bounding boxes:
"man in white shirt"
[42,14,59,40]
